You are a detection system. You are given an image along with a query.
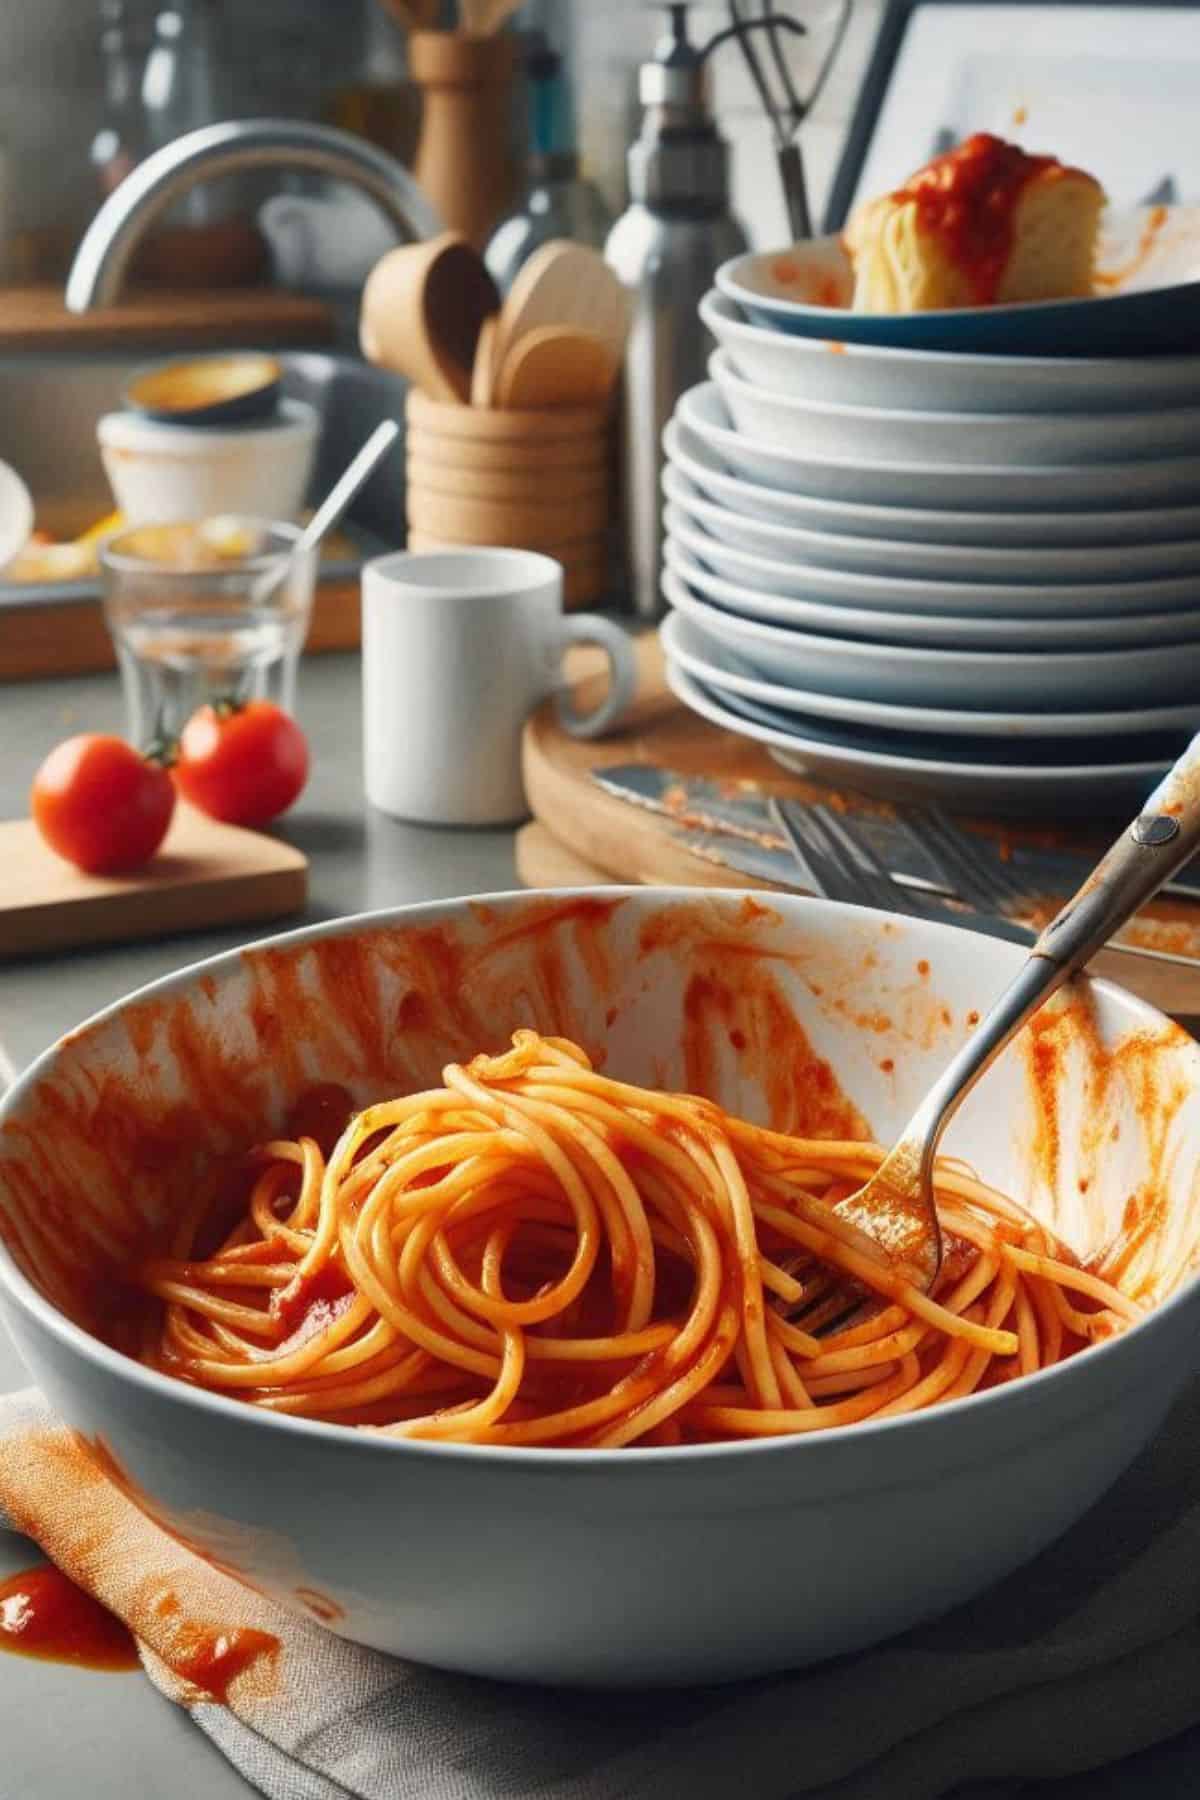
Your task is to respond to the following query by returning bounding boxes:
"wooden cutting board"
[520,634,1200,1017]
[0,287,335,353]
[0,803,308,959]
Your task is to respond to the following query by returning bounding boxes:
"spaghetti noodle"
[137,1031,1139,1447]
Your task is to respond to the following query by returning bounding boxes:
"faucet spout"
[66,118,439,312]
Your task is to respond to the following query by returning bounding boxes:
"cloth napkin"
[3,1384,1200,1800]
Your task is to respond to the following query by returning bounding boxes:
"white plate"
[699,290,1200,417]
[661,571,1200,711]
[663,465,1200,585]
[661,609,1200,742]
[663,654,1173,816]
[664,510,1200,629]
[678,385,1200,513]
[666,418,1200,551]
[710,347,1200,469]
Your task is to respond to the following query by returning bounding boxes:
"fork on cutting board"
[769,731,1200,1307]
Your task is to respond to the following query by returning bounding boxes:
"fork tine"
[769,1256,876,1337]
[817,810,927,918]
[768,798,834,898]
[794,807,883,907]
[804,808,918,916]
[906,808,1007,912]
[925,808,1032,911]
[770,798,857,904]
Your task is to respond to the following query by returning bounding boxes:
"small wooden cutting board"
[0,803,308,959]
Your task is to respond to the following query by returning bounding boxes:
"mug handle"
[552,614,638,740]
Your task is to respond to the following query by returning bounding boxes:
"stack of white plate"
[658,282,1200,813]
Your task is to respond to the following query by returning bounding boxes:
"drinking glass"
[99,516,317,743]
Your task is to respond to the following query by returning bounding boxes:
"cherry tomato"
[175,699,309,827]
[31,735,176,875]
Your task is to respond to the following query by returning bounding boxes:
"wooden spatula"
[494,324,618,410]
[493,240,630,379]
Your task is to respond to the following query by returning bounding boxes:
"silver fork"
[900,809,1035,920]
[768,735,1200,1292]
[770,798,1032,944]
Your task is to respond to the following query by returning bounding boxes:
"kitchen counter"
[1,654,1199,1800]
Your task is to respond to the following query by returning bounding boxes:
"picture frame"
[823,0,1200,230]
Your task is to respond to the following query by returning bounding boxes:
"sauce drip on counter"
[0,1563,138,1672]
[893,132,1063,304]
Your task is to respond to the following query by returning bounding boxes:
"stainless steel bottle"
[605,3,749,621]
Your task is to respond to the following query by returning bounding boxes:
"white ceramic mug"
[362,548,637,825]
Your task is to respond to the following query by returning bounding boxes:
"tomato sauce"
[0,1563,138,1672]
[892,132,1063,304]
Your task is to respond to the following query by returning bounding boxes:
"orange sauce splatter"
[0,1564,138,1672]
[893,133,1080,304]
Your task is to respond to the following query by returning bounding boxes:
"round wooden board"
[521,632,813,894]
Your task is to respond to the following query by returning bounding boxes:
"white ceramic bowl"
[97,398,319,525]
[662,569,1200,710]
[0,458,34,572]
[2,893,1199,1685]
[666,417,1200,550]
[677,384,1200,512]
[664,508,1200,635]
[663,463,1200,585]
[710,347,1200,469]
[700,289,1200,416]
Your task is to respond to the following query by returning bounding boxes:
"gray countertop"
[1,655,1198,1800]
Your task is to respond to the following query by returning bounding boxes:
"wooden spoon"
[458,0,524,33]
[493,240,630,378]
[360,232,499,404]
[494,325,618,410]
[471,313,501,408]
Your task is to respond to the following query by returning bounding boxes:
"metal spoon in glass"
[251,419,400,605]
[827,732,1200,1296]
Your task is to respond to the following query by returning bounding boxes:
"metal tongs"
[726,0,853,239]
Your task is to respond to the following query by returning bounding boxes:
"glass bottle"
[485,46,613,295]
[90,0,145,199]
[138,0,265,286]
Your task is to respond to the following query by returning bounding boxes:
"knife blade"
[591,764,1200,905]
[590,764,953,895]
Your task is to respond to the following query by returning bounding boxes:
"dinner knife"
[590,764,1200,904]
[590,764,950,895]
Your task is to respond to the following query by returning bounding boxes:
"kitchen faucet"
[66,118,439,311]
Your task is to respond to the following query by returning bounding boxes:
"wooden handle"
[409,30,518,249]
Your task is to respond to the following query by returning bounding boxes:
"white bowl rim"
[679,383,1200,486]
[715,242,1200,327]
[1,887,1195,1472]
[664,499,1200,612]
[708,343,1200,432]
[663,417,1200,539]
[97,396,320,447]
[699,287,1200,380]
[664,544,1200,673]
[662,461,1200,570]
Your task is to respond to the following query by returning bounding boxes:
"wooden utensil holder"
[405,389,615,607]
[410,30,519,250]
